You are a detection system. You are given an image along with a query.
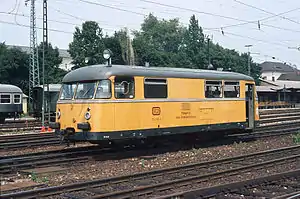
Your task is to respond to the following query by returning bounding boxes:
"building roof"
[256,86,278,92]
[7,45,71,58]
[260,61,298,73]
[62,64,254,83]
[277,72,300,81]
[259,78,300,91]
[0,84,23,93]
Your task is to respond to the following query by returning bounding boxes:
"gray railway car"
[32,84,61,122]
[0,84,23,123]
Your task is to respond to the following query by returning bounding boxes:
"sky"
[0,0,300,68]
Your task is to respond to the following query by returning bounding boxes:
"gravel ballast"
[43,134,299,186]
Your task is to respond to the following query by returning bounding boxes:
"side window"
[144,78,167,98]
[114,76,135,99]
[224,82,240,98]
[0,94,11,103]
[95,80,111,99]
[14,94,21,104]
[205,81,222,98]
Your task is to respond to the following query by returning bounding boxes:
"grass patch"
[292,132,300,144]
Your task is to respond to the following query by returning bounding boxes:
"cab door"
[245,84,255,129]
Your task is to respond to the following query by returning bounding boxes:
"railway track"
[0,120,44,133]
[2,119,299,176]
[1,108,300,150]
[0,132,60,150]
[2,145,299,198]
[157,169,300,199]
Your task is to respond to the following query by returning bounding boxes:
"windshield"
[95,80,111,99]
[60,84,76,100]
[75,82,97,99]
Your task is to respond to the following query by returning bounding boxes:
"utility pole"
[125,27,135,65]
[25,0,40,113]
[207,38,211,65]
[245,44,253,76]
[42,0,48,126]
[207,36,213,70]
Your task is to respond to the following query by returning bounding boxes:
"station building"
[257,61,300,108]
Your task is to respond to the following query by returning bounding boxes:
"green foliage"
[68,21,106,69]
[133,14,187,67]
[183,15,206,68]
[0,43,30,94]
[103,33,125,65]
[30,172,38,182]
[37,42,66,84]
[66,15,261,81]
[132,14,261,81]
[29,172,49,183]
[42,176,49,183]
[292,132,300,144]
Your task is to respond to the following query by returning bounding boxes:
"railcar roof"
[62,64,254,83]
[0,84,22,93]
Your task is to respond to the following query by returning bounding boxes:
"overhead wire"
[1,12,81,26]
[46,1,138,30]
[139,0,300,33]
[77,0,145,16]
[14,0,21,25]
[8,0,18,14]
[233,0,300,26]
[2,0,298,65]
[211,7,300,29]
[0,19,74,34]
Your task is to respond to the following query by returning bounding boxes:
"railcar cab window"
[144,78,168,98]
[75,82,97,99]
[14,94,21,104]
[205,81,222,98]
[0,94,11,103]
[95,80,111,99]
[60,83,76,100]
[114,77,135,99]
[224,82,240,98]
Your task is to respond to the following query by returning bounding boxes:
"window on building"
[205,81,222,98]
[14,94,21,104]
[114,76,135,99]
[272,76,275,81]
[224,82,240,98]
[144,78,168,98]
[95,80,111,99]
[0,94,11,103]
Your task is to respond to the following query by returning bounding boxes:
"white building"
[257,61,300,104]
[7,45,74,71]
[260,61,299,82]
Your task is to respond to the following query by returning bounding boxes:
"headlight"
[56,110,61,119]
[85,111,91,120]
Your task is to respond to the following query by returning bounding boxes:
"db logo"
[152,107,161,115]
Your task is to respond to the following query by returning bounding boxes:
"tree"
[183,15,206,69]
[37,42,66,84]
[68,21,106,69]
[0,43,30,94]
[133,14,188,67]
[103,32,125,65]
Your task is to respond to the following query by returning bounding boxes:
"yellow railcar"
[50,64,259,143]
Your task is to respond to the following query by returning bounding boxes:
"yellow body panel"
[57,77,258,133]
